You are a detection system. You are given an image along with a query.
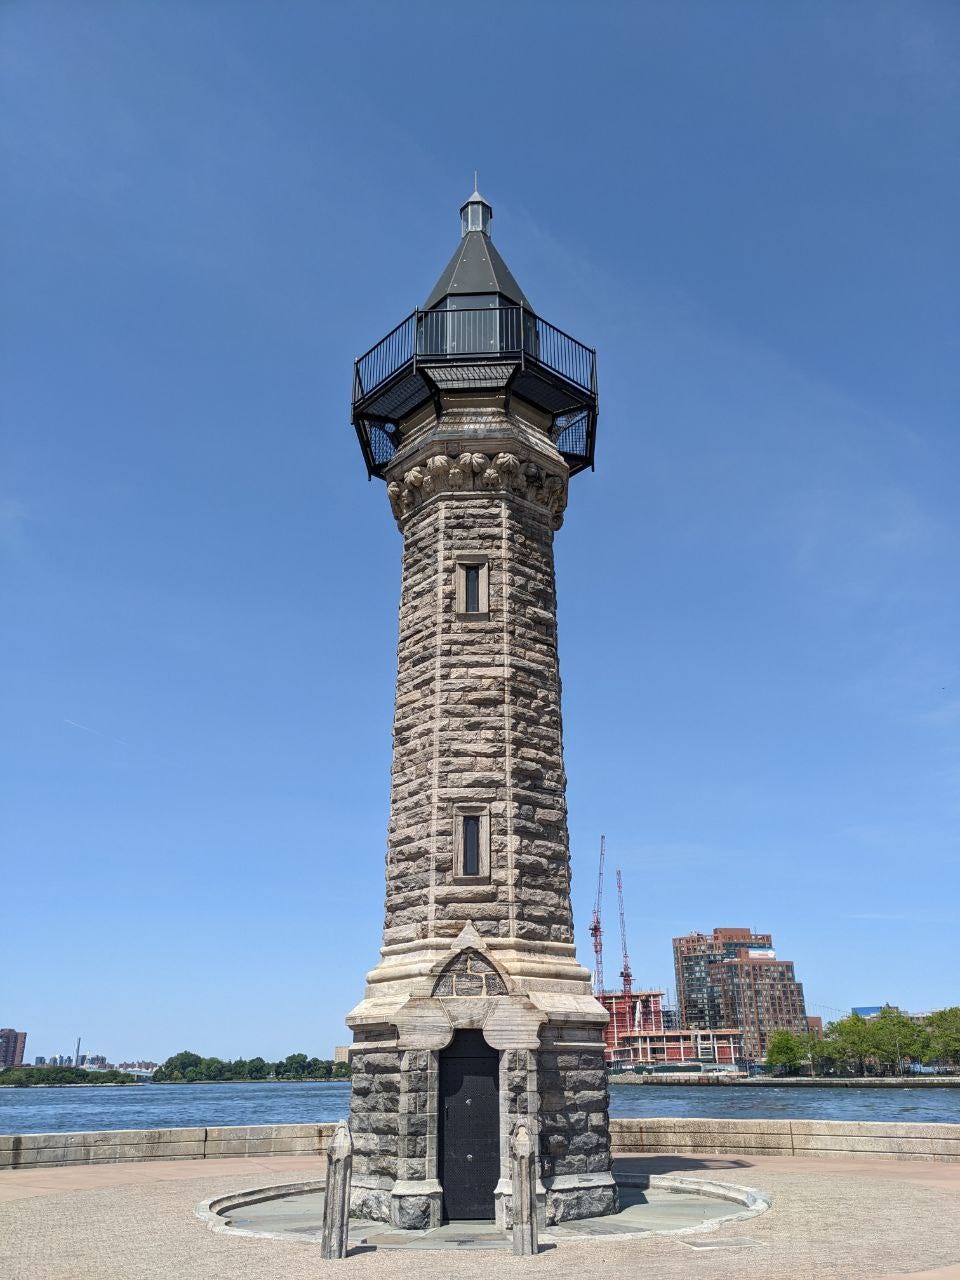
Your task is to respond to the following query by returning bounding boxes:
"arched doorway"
[438,1029,499,1220]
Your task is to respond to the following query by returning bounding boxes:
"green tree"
[925,1007,960,1070]
[332,1060,351,1079]
[153,1051,202,1082]
[150,1049,346,1083]
[0,1066,136,1087]
[807,1033,837,1077]
[826,1015,872,1075]
[765,1030,805,1073]
[277,1053,309,1079]
[868,1008,927,1074]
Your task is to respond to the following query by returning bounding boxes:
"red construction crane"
[616,867,633,997]
[588,834,605,996]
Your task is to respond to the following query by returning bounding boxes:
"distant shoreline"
[150,1077,348,1085]
[609,1074,960,1088]
[0,1082,145,1090]
[0,1077,349,1090]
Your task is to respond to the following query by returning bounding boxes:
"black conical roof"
[424,228,531,309]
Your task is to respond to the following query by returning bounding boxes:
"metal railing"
[415,305,531,359]
[533,314,595,395]
[354,307,595,405]
[354,313,416,400]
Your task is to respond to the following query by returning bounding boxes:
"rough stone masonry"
[346,190,615,1231]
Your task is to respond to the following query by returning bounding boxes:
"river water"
[2,1080,959,1134]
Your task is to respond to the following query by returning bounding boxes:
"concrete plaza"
[2,1151,959,1279]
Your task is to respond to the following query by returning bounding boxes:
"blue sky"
[2,2,957,1064]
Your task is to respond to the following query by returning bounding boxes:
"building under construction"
[598,988,743,1071]
[589,840,743,1071]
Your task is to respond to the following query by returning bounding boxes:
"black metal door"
[438,1030,500,1220]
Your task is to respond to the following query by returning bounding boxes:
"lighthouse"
[345,189,615,1230]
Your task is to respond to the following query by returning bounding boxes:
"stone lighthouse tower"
[346,189,615,1230]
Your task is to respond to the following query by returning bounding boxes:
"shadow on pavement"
[615,1155,755,1175]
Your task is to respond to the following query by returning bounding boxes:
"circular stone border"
[195,1175,770,1246]
[553,1173,771,1240]
[196,1180,326,1242]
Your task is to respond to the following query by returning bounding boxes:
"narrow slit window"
[464,564,480,613]
[456,557,489,616]
[462,815,481,876]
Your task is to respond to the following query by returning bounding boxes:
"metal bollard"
[320,1120,353,1259]
[510,1121,539,1257]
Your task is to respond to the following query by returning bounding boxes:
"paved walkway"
[1,1152,959,1279]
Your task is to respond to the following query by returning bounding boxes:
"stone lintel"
[391,994,548,1051]
[344,999,405,1029]
[482,999,546,1050]
[527,992,610,1025]
[394,998,454,1050]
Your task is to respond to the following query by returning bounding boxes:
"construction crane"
[616,867,633,997]
[589,834,605,996]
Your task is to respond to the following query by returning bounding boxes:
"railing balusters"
[357,307,594,400]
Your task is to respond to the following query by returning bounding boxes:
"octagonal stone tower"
[346,189,615,1230]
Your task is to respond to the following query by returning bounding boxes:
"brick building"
[673,928,808,1061]
[715,949,808,1060]
[673,928,772,1028]
[0,1028,27,1068]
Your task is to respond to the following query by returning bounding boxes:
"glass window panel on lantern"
[461,200,491,236]
[445,295,498,354]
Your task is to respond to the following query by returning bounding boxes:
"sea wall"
[610,1117,960,1162]
[0,1123,333,1170]
[610,1074,960,1087]
[2,1117,960,1170]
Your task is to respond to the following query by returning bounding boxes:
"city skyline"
[5,934,942,1070]
[3,3,957,1061]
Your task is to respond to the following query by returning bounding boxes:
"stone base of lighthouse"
[346,926,617,1229]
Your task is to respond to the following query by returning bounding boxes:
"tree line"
[0,1066,137,1087]
[766,1006,960,1075]
[151,1050,352,1083]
